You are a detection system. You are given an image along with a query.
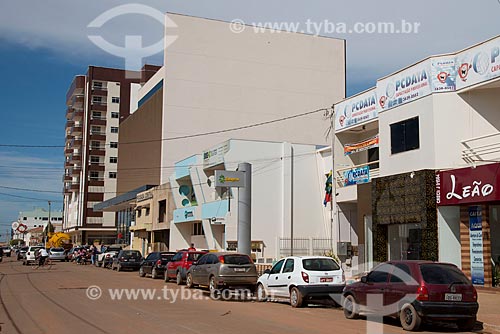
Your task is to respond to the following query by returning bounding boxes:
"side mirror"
[361,276,368,283]
[192,261,198,266]
[264,269,271,275]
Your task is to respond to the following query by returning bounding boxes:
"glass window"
[110,142,118,149]
[283,259,295,273]
[112,97,120,103]
[172,253,182,261]
[420,264,470,285]
[390,117,420,154]
[111,112,119,118]
[90,156,100,164]
[111,127,119,134]
[92,81,103,89]
[109,172,117,179]
[390,263,413,283]
[367,264,391,283]
[110,157,117,164]
[187,253,204,261]
[145,207,150,216]
[92,111,102,118]
[89,171,99,180]
[388,223,422,260]
[270,259,285,274]
[192,222,203,236]
[196,255,208,265]
[224,255,251,265]
[302,258,340,271]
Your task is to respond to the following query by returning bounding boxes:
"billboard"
[343,166,370,187]
[335,89,378,131]
[344,135,379,156]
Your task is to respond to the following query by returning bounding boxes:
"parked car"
[23,246,44,265]
[2,246,12,257]
[48,247,66,261]
[17,246,29,261]
[140,251,176,279]
[186,252,258,293]
[111,250,143,271]
[166,250,207,284]
[256,256,345,308]
[96,245,122,268]
[342,260,478,331]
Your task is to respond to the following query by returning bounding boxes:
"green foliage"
[10,239,25,246]
[323,249,341,264]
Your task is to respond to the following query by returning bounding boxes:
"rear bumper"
[297,284,346,300]
[49,255,66,261]
[118,261,141,269]
[217,275,258,288]
[414,301,479,320]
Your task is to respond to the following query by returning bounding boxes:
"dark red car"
[342,261,478,331]
[165,250,207,285]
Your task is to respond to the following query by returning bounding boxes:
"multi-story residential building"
[63,66,160,245]
[14,207,63,243]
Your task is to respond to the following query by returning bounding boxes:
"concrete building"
[329,35,500,286]
[14,207,63,243]
[63,66,159,245]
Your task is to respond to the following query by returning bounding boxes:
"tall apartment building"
[63,66,160,245]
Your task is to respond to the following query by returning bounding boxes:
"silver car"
[49,247,66,261]
[186,252,258,293]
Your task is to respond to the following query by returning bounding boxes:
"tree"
[10,239,25,246]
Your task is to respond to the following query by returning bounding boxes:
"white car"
[49,247,66,261]
[256,256,345,307]
[96,245,122,267]
[23,246,44,265]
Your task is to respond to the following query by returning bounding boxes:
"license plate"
[445,293,462,301]
[234,268,245,272]
[320,277,333,282]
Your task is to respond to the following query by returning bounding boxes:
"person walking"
[188,243,196,251]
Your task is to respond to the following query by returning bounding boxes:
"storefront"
[372,169,438,263]
[437,162,500,287]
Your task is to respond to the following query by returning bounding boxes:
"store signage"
[456,36,500,90]
[214,170,246,188]
[335,89,378,131]
[203,141,230,168]
[173,207,197,223]
[377,60,432,112]
[344,135,379,156]
[343,166,370,187]
[436,163,500,205]
[136,191,153,202]
[469,206,484,286]
[430,55,456,92]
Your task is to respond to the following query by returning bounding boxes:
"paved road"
[0,257,494,334]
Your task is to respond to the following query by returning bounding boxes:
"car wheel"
[256,284,267,302]
[139,267,146,277]
[116,264,121,272]
[290,287,304,308]
[343,294,359,319]
[152,268,158,279]
[209,276,219,295]
[457,317,476,331]
[186,273,194,288]
[176,271,184,285]
[399,303,422,331]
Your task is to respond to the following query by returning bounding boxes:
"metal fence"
[279,238,333,258]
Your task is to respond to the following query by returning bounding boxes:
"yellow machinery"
[45,232,72,249]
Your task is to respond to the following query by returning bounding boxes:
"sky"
[0,0,499,240]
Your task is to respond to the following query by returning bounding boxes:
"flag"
[323,170,332,207]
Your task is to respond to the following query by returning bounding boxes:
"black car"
[139,251,176,279]
[111,250,142,271]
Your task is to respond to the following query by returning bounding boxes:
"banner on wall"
[343,166,370,187]
[456,36,500,90]
[431,56,456,92]
[203,141,230,168]
[335,89,378,131]
[469,206,484,286]
[377,60,432,112]
[344,135,379,156]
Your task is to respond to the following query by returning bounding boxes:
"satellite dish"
[12,222,19,230]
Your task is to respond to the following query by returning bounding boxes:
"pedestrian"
[188,243,196,251]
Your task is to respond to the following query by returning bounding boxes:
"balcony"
[462,132,500,163]
[91,87,107,97]
[72,137,83,147]
[72,95,84,108]
[65,147,73,154]
[89,131,106,141]
[91,100,107,111]
[72,109,84,120]
[70,153,82,162]
[90,116,107,127]
[88,179,105,187]
[71,166,82,175]
[66,119,74,129]
[63,174,72,182]
[335,161,380,188]
[88,162,105,171]
[71,124,83,135]
[89,147,105,156]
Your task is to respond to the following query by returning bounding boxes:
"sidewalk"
[478,290,500,332]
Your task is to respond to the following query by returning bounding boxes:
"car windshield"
[160,253,174,261]
[223,255,252,265]
[420,264,470,285]
[302,258,340,271]
[51,248,64,252]
[187,253,204,261]
[107,248,121,252]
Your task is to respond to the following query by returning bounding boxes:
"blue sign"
[343,166,370,186]
[173,207,197,223]
[469,206,484,285]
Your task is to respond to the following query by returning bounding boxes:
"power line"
[0,192,62,203]
[0,107,329,148]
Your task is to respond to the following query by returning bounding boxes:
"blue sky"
[1,0,500,240]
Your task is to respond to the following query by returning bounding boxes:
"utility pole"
[328,105,338,253]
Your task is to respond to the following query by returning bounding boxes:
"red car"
[165,250,207,285]
[342,260,478,331]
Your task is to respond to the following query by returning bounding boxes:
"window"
[90,156,100,164]
[192,222,203,236]
[92,81,103,89]
[390,263,413,283]
[145,207,150,216]
[136,209,142,218]
[420,264,470,285]
[91,126,101,134]
[112,97,120,103]
[109,172,117,179]
[302,258,340,271]
[367,264,391,283]
[196,255,208,265]
[42,217,48,221]
[111,112,119,118]
[158,200,166,223]
[23,217,27,220]
[270,259,285,274]
[109,157,118,164]
[92,96,102,104]
[91,141,100,149]
[390,116,420,154]
[283,259,295,273]
[110,142,118,148]
[90,171,99,180]
[206,254,219,265]
[171,253,182,261]
[92,111,102,118]
[111,127,119,134]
